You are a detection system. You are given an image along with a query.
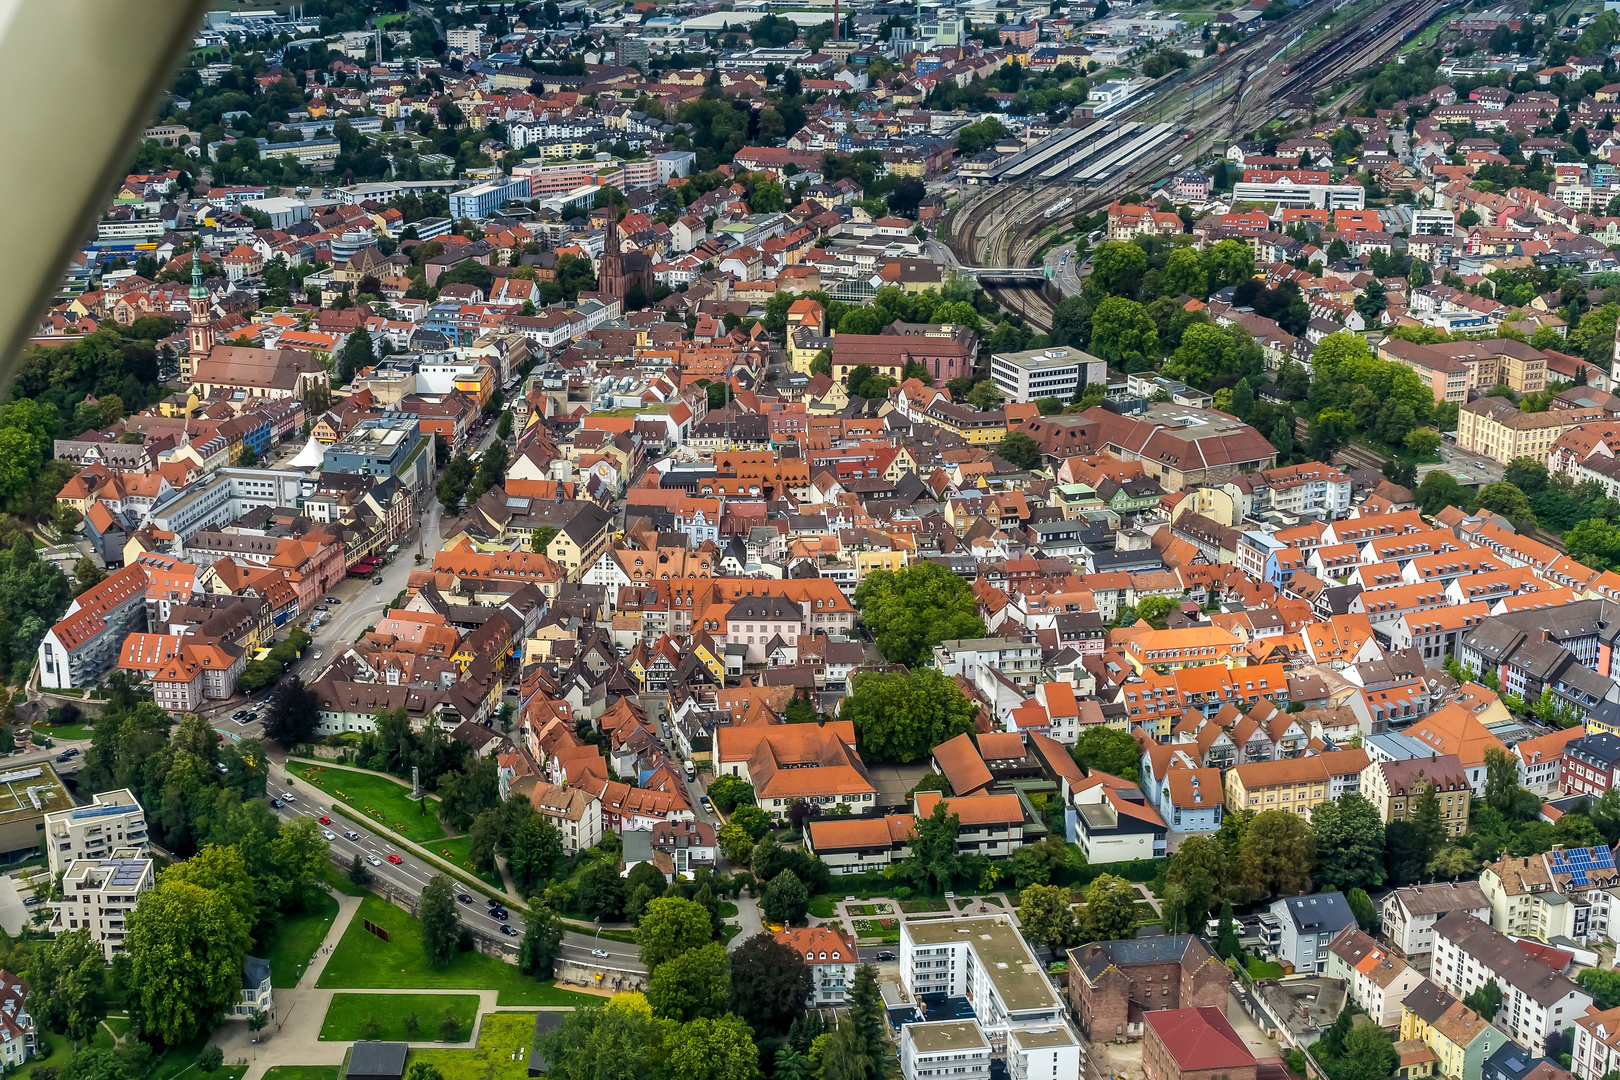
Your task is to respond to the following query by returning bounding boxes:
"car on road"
[458,894,475,904]
[487,897,501,907]
[55,752,73,763]
[387,854,403,864]
[22,895,43,906]
[271,799,282,808]
[318,815,331,825]
[345,830,361,841]
[699,795,710,807]
[316,605,329,612]
[505,686,518,695]
[367,854,382,866]
[500,924,518,936]
[321,829,336,840]
[61,747,79,757]
[232,711,250,720]
[281,792,295,802]
[876,951,896,961]
[491,908,509,920]
[324,597,341,604]
[373,576,383,584]
[591,948,610,958]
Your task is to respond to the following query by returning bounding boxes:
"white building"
[237,956,273,1018]
[1232,180,1367,209]
[52,852,155,960]
[1379,881,1491,956]
[1006,1025,1082,1080]
[899,916,1071,1047]
[990,345,1108,405]
[44,790,148,875]
[0,974,36,1068]
[1431,910,1590,1055]
[775,926,859,1005]
[901,1020,992,1080]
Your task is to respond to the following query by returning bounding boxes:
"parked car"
[231,711,250,721]
[324,597,341,604]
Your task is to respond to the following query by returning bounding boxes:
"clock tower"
[186,246,213,383]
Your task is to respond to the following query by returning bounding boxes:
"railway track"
[944,0,1452,333]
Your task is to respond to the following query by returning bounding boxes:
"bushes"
[238,628,313,693]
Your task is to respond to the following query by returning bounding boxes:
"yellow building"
[1457,398,1604,465]
[1358,755,1472,837]
[853,549,909,580]
[1400,988,1506,1080]
[1123,626,1245,673]
[1222,750,1369,821]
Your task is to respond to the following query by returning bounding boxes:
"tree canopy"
[852,561,986,667]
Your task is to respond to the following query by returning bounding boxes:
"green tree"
[1201,238,1255,289]
[1080,874,1139,941]
[507,811,563,894]
[648,941,731,1022]
[518,902,564,977]
[1162,246,1209,299]
[1411,782,1448,863]
[1477,481,1536,531]
[1215,899,1240,958]
[708,775,756,813]
[263,674,319,748]
[1134,595,1178,629]
[496,411,513,438]
[535,1002,659,1080]
[839,667,978,763]
[26,928,105,1040]
[1091,242,1150,297]
[420,874,461,967]
[530,524,558,554]
[1335,1019,1398,1080]
[338,326,373,384]
[899,798,961,894]
[1234,810,1316,901]
[763,870,810,924]
[1071,726,1142,781]
[637,897,714,971]
[663,1013,760,1080]
[1347,887,1376,931]
[847,963,886,1065]
[348,853,372,889]
[1089,296,1159,372]
[125,878,252,1045]
[728,932,812,1035]
[469,809,501,872]
[996,431,1042,469]
[1310,793,1386,891]
[1579,967,1620,1009]
[1017,883,1078,949]
[853,562,986,667]
[717,822,755,865]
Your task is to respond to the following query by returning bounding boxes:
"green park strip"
[287,760,446,843]
[319,993,480,1042]
[261,890,339,987]
[433,835,507,890]
[262,1068,341,1080]
[407,1013,540,1080]
[317,895,597,1006]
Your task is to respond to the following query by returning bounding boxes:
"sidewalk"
[219,889,579,1080]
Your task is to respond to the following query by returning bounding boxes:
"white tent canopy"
[288,434,326,470]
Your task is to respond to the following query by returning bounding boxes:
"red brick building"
[1067,936,1231,1041]
[1143,1007,1258,1080]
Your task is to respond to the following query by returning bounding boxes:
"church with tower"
[185,248,214,383]
[596,202,653,304]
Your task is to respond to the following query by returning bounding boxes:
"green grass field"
[288,762,445,843]
[260,889,339,987]
[807,895,836,919]
[35,723,93,741]
[262,1068,341,1080]
[318,895,597,1006]
[407,1013,539,1080]
[1247,957,1285,980]
[320,993,479,1042]
[148,1035,248,1080]
[433,836,505,889]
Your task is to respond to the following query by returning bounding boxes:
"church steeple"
[187,243,214,378]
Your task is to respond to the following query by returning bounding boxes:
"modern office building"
[447,177,532,221]
[899,916,1071,1045]
[990,345,1107,404]
[53,851,155,960]
[44,790,148,875]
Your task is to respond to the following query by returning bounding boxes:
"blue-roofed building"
[1268,891,1357,974]
[44,789,148,875]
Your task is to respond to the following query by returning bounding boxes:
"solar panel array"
[1547,846,1615,888]
[109,862,146,890]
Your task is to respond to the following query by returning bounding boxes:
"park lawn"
[288,761,445,843]
[148,1034,248,1080]
[807,895,836,919]
[320,861,370,897]
[319,895,597,1006]
[263,1069,341,1080]
[433,836,505,889]
[105,1015,132,1038]
[261,889,340,987]
[407,1012,538,1080]
[1247,958,1285,980]
[16,1033,77,1080]
[36,723,93,741]
[717,901,739,918]
[320,993,479,1042]
[851,918,901,943]
[722,923,743,944]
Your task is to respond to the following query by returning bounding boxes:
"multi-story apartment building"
[931,637,1043,687]
[1325,928,1426,1028]
[1067,935,1230,1041]
[775,926,859,1006]
[900,1020,991,1080]
[1359,755,1473,837]
[1222,750,1369,821]
[528,782,603,855]
[900,917,1071,1048]
[1269,892,1358,974]
[52,852,154,960]
[44,790,148,875]
[1458,398,1605,465]
[912,791,1046,859]
[1431,911,1590,1055]
[1380,882,1491,957]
